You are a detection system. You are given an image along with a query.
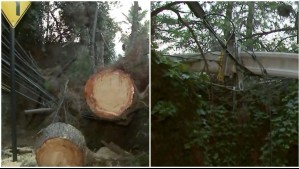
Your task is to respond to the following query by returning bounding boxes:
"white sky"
[109,1,150,56]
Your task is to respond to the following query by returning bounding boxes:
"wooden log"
[24,108,54,114]
[35,122,86,166]
[84,68,138,121]
[84,35,149,123]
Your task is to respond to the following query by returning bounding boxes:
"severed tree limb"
[84,68,138,121]
[35,122,86,166]
[24,108,54,114]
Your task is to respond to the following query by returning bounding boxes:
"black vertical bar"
[10,27,17,161]
[295,11,299,44]
[16,2,20,16]
[297,2,299,44]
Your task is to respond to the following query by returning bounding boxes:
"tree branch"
[152,2,210,75]
[49,10,64,42]
[274,35,296,50]
[185,2,206,19]
[169,8,210,76]
[151,1,183,17]
[239,27,296,40]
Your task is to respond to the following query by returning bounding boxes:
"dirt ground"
[2,147,36,167]
[1,126,38,167]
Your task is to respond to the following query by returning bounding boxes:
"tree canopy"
[151,1,298,166]
[151,1,297,53]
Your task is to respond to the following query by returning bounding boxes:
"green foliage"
[15,2,46,48]
[152,49,298,166]
[120,2,149,50]
[67,54,92,82]
[152,101,177,121]
[14,1,119,63]
[43,80,53,93]
[152,51,210,113]
[152,3,298,165]
[184,78,298,166]
[152,1,297,53]
[122,4,148,25]
[260,81,298,165]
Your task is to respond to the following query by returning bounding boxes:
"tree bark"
[84,35,149,122]
[222,2,235,78]
[151,2,183,17]
[96,32,104,69]
[246,2,255,51]
[224,2,234,39]
[94,3,105,69]
[35,122,86,166]
[90,2,99,73]
[45,2,50,42]
[125,2,139,56]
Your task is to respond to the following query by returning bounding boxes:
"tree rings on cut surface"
[84,68,137,121]
[35,122,86,166]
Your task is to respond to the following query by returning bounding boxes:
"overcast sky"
[109,1,150,56]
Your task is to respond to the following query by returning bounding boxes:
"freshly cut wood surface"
[36,138,84,166]
[84,68,137,120]
[35,122,86,166]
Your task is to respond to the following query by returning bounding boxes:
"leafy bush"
[152,50,298,166]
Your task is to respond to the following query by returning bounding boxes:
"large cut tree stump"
[35,122,86,166]
[84,36,149,123]
[84,68,138,121]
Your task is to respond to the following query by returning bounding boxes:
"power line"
[2,84,45,105]
[2,68,51,104]
[1,49,56,103]
[2,35,44,80]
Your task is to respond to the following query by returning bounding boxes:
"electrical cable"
[201,13,260,76]
[2,53,44,85]
[2,68,51,104]
[2,84,45,105]
[242,49,268,76]
[204,13,236,45]
[1,35,43,79]
[2,58,56,102]
[1,21,58,111]
[2,22,43,74]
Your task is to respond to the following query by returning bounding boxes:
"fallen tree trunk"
[84,36,149,122]
[35,122,135,166]
[35,122,86,166]
[84,68,139,121]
